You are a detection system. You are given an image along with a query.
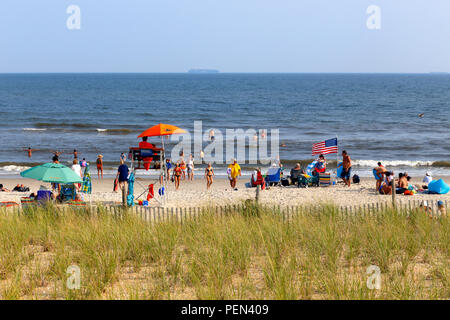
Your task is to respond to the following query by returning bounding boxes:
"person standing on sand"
[96,155,103,179]
[165,159,173,181]
[172,162,182,190]
[205,163,215,189]
[341,150,352,187]
[116,159,129,190]
[71,159,82,191]
[180,157,187,180]
[187,154,194,181]
[374,162,387,192]
[228,158,241,191]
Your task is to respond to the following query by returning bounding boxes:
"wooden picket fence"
[2,199,447,222]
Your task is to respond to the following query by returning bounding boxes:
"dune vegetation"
[0,203,448,300]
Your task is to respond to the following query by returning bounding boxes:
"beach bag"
[281,178,289,187]
[352,174,360,184]
[113,178,119,192]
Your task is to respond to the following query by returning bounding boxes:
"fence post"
[391,178,396,208]
[256,185,260,203]
[122,184,127,208]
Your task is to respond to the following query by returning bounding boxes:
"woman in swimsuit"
[204,163,215,189]
[180,159,187,180]
[172,162,182,190]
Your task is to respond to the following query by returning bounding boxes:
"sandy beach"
[1,176,449,208]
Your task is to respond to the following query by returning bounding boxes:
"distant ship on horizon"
[188,69,220,74]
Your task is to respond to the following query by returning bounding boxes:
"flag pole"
[336,135,339,182]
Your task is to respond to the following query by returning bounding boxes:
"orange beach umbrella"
[138,123,187,138]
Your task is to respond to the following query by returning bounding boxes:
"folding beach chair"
[59,184,76,202]
[297,175,319,188]
[318,173,332,187]
[265,167,281,187]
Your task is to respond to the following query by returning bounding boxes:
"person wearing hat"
[422,172,432,189]
[228,158,241,191]
[96,154,104,179]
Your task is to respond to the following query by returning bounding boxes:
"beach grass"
[0,203,448,300]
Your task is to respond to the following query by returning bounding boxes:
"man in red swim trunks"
[139,136,155,170]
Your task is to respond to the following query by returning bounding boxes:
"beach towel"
[127,172,135,206]
[81,164,92,194]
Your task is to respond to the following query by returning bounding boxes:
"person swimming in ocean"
[24,146,38,158]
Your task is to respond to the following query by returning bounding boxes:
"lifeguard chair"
[128,123,187,207]
[128,145,165,205]
[128,147,163,170]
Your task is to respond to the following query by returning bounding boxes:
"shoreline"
[1,176,449,208]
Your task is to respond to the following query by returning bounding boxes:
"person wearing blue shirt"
[116,160,129,189]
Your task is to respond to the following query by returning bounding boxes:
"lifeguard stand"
[128,146,166,206]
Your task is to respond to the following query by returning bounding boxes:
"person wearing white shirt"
[71,159,82,190]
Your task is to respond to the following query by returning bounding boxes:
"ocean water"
[0,73,449,177]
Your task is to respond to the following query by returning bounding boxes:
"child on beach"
[0,184,10,192]
[205,163,215,189]
[96,155,103,179]
[341,150,352,187]
[165,159,172,181]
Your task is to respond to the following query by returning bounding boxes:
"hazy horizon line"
[0,71,448,75]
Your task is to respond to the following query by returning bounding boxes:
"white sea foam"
[23,128,46,131]
[0,165,30,173]
[353,160,434,167]
[96,128,108,132]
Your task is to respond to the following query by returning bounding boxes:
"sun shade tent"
[20,163,83,184]
[136,123,187,205]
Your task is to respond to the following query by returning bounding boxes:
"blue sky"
[1,0,449,73]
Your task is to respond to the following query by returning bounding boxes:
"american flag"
[312,138,338,156]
